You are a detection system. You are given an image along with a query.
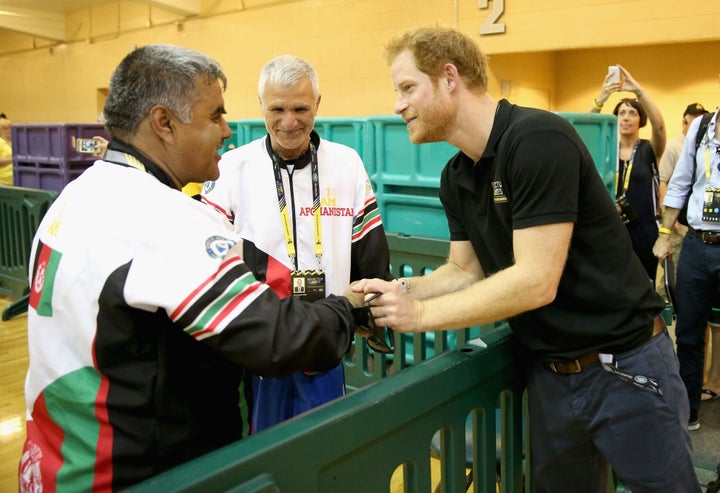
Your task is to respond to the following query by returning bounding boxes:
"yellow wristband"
[592,99,603,111]
[658,227,672,235]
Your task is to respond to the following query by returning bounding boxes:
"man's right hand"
[342,281,365,309]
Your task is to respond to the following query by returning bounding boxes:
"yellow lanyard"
[271,142,322,269]
[705,145,712,182]
[616,142,639,196]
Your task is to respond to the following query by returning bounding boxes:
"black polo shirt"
[439,99,663,359]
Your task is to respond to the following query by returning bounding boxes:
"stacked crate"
[12,123,108,192]
[365,115,457,240]
[219,120,241,154]
[556,112,618,196]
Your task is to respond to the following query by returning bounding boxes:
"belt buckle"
[550,359,582,374]
[701,232,718,244]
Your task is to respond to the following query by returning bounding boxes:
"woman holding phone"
[591,65,667,285]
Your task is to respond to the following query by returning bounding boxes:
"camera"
[615,194,637,224]
[74,137,101,154]
[607,65,621,84]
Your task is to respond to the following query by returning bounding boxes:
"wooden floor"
[0,295,28,493]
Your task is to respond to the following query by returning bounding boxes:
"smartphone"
[607,65,621,83]
[74,138,100,154]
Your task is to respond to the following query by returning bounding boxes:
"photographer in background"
[592,65,666,286]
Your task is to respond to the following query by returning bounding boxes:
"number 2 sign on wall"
[479,0,506,35]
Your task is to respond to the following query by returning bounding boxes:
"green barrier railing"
[128,325,527,493]
[344,233,500,391]
[0,186,57,317]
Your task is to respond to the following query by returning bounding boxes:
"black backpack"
[678,112,714,226]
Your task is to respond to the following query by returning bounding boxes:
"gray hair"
[104,44,227,136]
[258,55,319,100]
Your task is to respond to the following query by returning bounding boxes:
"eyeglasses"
[352,292,395,354]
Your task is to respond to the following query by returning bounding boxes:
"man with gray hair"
[19,45,365,491]
[202,55,393,432]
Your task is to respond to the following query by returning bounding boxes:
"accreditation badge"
[291,270,326,302]
[702,188,720,222]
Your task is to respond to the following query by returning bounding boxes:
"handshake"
[343,284,394,354]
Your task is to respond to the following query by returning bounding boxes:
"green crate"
[367,115,458,240]
[0,185,57,300]
[556,112,618,197]
[238,119,269,146]
[219,121,241,154]
[314,117,367,163]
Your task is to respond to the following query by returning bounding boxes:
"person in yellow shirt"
[0,113,13,186]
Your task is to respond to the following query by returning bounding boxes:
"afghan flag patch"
[29,241,62,317]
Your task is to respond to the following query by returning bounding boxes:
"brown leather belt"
[687,226,720,245]
[545,317,666,375]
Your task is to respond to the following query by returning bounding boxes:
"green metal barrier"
[344,233,498,391]
[128,325,527,493]
[0,186,57,305]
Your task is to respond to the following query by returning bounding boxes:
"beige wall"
[0,0,719,139]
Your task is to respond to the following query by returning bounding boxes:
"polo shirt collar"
[451,98,513,192]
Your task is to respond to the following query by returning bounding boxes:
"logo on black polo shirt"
[492,181,508,203]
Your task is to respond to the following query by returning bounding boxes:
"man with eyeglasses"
[654,87,720,431]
